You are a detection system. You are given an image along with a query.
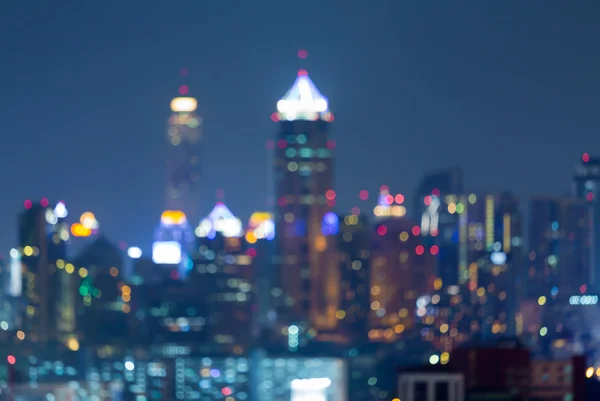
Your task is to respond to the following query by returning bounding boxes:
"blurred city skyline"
[1,1,600,253]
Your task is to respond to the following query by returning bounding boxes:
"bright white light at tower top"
[195,203,243,238]
[170,97,197,112]
[276,71,331,121]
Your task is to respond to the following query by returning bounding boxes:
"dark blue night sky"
[1,1,599,253]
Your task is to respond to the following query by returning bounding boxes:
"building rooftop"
[275,70,333,122]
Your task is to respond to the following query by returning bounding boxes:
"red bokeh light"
[266,140,275,150]
[298,69,308,76]
[351,207,360,216]
[415,245,425,255]
[179,85,189,95]
[222,387,232,396]
[359,190,369,200]
[325,190,336,200]
[327,199,336,207]
[278,139,287,149]
[170,270,179,280]
[583,153,590,163]
[587,192,594,202]
[24,200,32,209]
[277,197,287,207]
[326,140,336,150]
[580,284,587,294]
[380,185,389,192]
[395,194,404,204]
[180,67,189,76]
[432,188,440,197]
[430,229,439,237]
[424,196,432,206]
[7,355,15,365]
[247,248,257,258]
[326,113,335,122]
[41,198,49,207]
[298,49,308,59]
[412,226,421,236]
[271,112,280,122]
[430,245,439,255]
[377,226,387,236]
[384,195,393,205]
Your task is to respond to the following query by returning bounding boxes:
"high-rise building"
[18,199,71,343]
[414,167,463,286]
[73,235,130,346]
[167,94,202,224]
[272,70,337,330]
[336,213,370,344]
[369,215,436,343]
[528,196,591,296]
[573,153,600,289]
[244,212,276,336]
[191,203,252,353]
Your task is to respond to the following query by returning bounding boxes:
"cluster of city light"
[245,212,275,243]
[71,212,99,237]
[569,295,598,305]
[374,187,407,218]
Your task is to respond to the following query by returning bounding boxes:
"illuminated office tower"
[336,213,370,344]
[573,153,600,289]
[369,216,435,342]
[244,212,276,335]
[272,69,336,330]
[167,94,202,224]
[153,210,194,280]
[414,167,463,286]
[18,199,70,343]
[528,196,590,296]
[192,203,252,352]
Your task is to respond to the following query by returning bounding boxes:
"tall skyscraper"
[272,69,336,330]
[18,199,71,343]
[167,91,202,224]
[414,167,463,286]
[528,196,591,296]
[573,153,600,289]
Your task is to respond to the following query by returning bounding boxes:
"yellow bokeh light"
[440,324,449,333]
[65,263,75,274]
[80,212,97,229]
[440,352,450,364]
[335,310,346,319]
[122,304,131,314]
[78,267,88,278]
[16,330,25,340]
[110,267,119,277]
[171,97,197,112]
[448,203,457,214]
[122,294,131,302]
[160,210,187,226]
[122,285,131,295]
[23,246,33,256]
[538,296,547,306]
[434,278,443,290]
[67,338,80,351]
[71,223,92,237]
[245,231,257,244]
[398,308,408,318]
[56,259,65,269]
[394,324,405,334]
[399,232,409,241]
[315,235,326,252]
[586,367,594,378]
